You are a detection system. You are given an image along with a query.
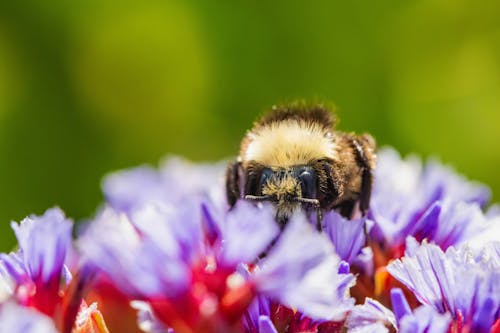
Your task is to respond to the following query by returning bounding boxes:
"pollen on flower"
[374,267,389,297]
[16,284,35,301]
[199,296,218,316]
[205,256,217,273]
[226,273,245,289]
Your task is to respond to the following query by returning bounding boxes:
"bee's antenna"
[245,195,274,202]
[294,197,320,207]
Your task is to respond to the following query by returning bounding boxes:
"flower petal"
[219,201,279,266]
[388,241,500,328]
[78,208,190,298]
[253,213,355,321]
[258,315,278,333]
[399,306,451,333]
[346,298,396,333]
[0,302,58,333]
[322,210,367,263]
[11,207,72,284]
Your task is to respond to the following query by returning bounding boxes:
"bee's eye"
[259,168,273,190]
[299,170,316,198]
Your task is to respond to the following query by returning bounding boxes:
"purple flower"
[78,195,355,332]
[387,241,500,332]
[10,207,72,285]
[0,148,492,333]
[369,148,491,251]
[391,289,451,333]
[257,316,277,333]
[398,306,451,333]
[0,267,12,302]
[0,302,58,333]
[321,210,369,264]
[373,149,490,209]
[346,290,451,333]
[0,208,111,333]
[0,208,73,315]
[216,201,280,266]
[103,166,170,213]
[131,301,171,333]
[242,295,271,332]
[465,214,500,252]
[243,260,354,333]
[102,157,227,213]
[345,297,396,333]
[420,159,490,207]
[253,214,355,321]
[405,199,489,250]
[78,200,279,299]
[78,206,191,298]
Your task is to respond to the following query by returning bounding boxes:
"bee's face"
[259,166,317,202]
[244,165,319,226]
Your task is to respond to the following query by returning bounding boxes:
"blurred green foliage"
[0,0,499,250]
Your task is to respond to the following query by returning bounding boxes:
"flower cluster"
[0,148,499,333]
[0,208,108,333]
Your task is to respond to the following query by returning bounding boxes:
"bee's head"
[245,165,319,227]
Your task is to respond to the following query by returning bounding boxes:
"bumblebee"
[226,102,376,229]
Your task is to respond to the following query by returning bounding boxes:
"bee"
[225,102,376,229]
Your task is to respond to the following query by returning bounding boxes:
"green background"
[0,0,499,250]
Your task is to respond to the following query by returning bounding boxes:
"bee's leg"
[225,161,241,208]
[276,214,288,231]
[316,209,323,231]
[337,200,355,219]
[351,134,375,216]
[363,219,370,245]
[359,163,373,216]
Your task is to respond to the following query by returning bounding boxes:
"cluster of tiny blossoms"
[1,148,499,333]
